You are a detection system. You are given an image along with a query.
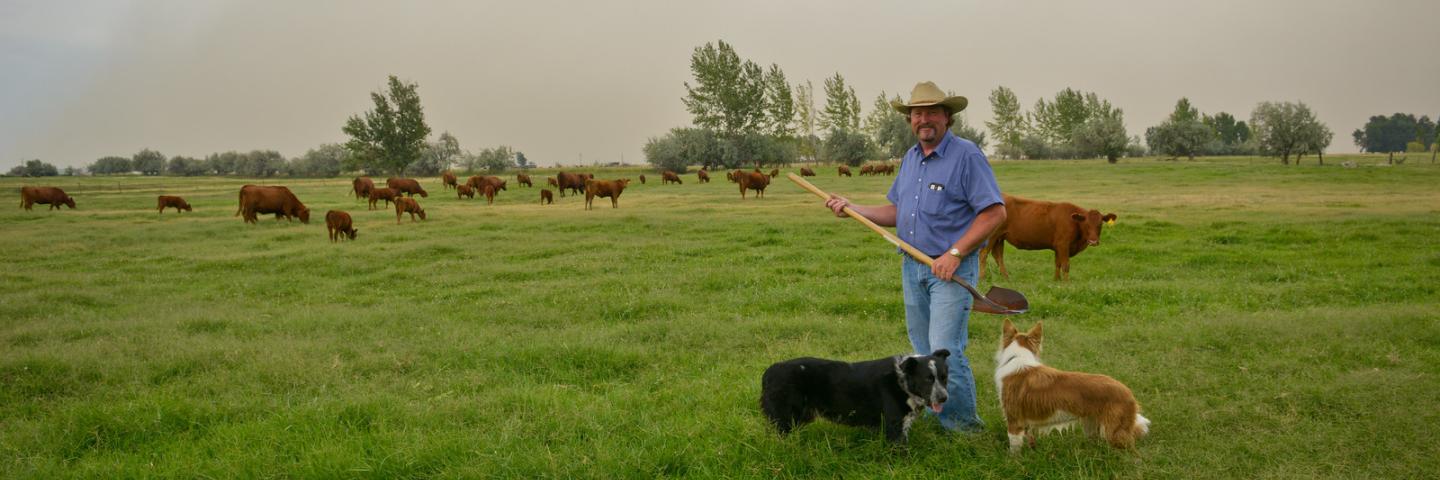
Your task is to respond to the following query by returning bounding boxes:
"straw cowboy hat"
[891,81,968,115]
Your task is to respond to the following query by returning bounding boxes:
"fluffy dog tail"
[1134,413,1151,437]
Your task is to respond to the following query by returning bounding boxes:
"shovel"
[787,173,1028,315]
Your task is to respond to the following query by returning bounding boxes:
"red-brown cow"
[726,169,743,183]
[980,194,1117,281]
[739,171,770,199]
[638,174,647,184]
[395,197,426,224]
[697,169,710,183]
[769,168,779,179]
[236,185,309,224]
[547,177,559,188]
[325,210,358,242]
[540,189,554,205]
[387,177,428,198]
[662,171,682,185]
[457,184,476,199]
[877,164,895,175]
[352,177,375,200]
[483,184,497,205]
[157,195,192,214]
[368,188,402,210]
[859,164,874,176]
[555,172,587,197]
[516,173,533,188]
[442,171,458,190]
[838,165,852,177]
[799,167,815,177]
[19,186,75,211]
[467,175,506,194]
[584,178,631,210]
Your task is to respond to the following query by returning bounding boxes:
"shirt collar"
[909,130,957,160]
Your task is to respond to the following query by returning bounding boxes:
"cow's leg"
[1053,244,1069,281]
[992,237,1010,279]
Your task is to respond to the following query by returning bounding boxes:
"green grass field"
[3,155,1438,478]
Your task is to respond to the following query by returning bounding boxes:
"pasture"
[2,156,1438,478]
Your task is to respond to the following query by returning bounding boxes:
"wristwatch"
[947,248,962,258]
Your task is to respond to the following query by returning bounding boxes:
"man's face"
[909,105,949,144]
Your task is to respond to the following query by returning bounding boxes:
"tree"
[1203,112,1252,155]
[1169,97,1200,123]
[1355,113,1421,156]
[1073,113,1129,163]
[986,86,1027,158]
[950,114,988,151]
[1251,101,1324,165]
[644,127,725,172]
[1030,88,1089,146]
[793,80,819,162]
[820,72,860,134]
[287,144,347,177]
[8,159,58,177]
[763,64,795,139]
[89,156,132,175]
[1298,120,1334,165]
[467,146,515,173]
[411,132,461,176]
[682,40,767,136]
[343,75,432,175]
[1146,98,1212,160]
[1416,115,1436,151]
[233,150,285,177]
[132,148,166,176]
[515,151,529,168]
[167,156,206,176]
[822,129,873,166]
[865,92,913,159]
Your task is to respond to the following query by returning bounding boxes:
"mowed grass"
[2,155,1438,478]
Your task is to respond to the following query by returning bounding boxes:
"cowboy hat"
[891,81,968,115]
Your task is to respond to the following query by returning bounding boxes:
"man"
[824,81,1006,433]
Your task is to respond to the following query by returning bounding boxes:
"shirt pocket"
[921,187,950,216]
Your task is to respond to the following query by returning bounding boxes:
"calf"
[547,177,559,188]
[516,173,533,187]
[457,184,476,199]
[352,177,375,200]
[769,168,779,179]
[368,188,402,210]
[697,169,710,183]
[739,172,770,199]
[442,171,458,190]
[19,186,75,211]
[638,174,646,184]
[387,177,428,198]
[156,195,192,214]
[540,189,554,205]
[981,194,1117,281]
[838,165,852,177]
[584,178,630,210]
[799,167,815,177]
[395,197,426,224]
[483,184,497,205]
[325,210,358,242]
[662,170,682,185]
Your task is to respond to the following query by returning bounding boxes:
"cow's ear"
[1071,212,1085,222]
[1103,213,1117,223]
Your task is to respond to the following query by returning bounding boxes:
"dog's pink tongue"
[931,403,943,413]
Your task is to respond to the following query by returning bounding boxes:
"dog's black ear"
[900,356,919,372]
[932,349,950,359]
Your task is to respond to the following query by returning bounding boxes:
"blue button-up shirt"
[886,131,1004,257]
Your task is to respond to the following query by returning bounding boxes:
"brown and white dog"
[994,319,1150,453]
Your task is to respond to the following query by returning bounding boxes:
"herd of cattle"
[15,163,1116,279]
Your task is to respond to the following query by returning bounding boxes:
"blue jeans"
[901,252,984,432]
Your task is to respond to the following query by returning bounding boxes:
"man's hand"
[931,253,961,282]
[824,195,851,218]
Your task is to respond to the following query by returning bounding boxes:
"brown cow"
[325,210,358,242]
[483,184,497,205]
[442,171,458,190]
[555,172,587,197]
[457,184,476,199]
[739,171,770,199]
[352,177,375,200]
[368,188,402,210]
[697,169,710,183]
[980,194,1117,281]
[19,186,75,211]
[547,177,559,188]
[662,171,683,185]
[387,177,428,198]
[799,167,815,177]
[540,189,554,205]
[516,173,533,187]
[838,165,852,177]
[584,178,631,210]
[769,168,779,179]
[468,175,507,193]
[859,164,873,176]
[638,174,646,184]
[395,197,426,224]
[726,169,743,183]
[877,164,895,175]
[236,185,309,224]
[156,195,192,214]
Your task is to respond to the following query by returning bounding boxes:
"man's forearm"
[950,204,1007,256]
[849,204,897,227]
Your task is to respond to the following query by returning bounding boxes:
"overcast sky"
[3,0,1437,169]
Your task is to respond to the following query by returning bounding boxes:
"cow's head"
[348,228,358,240]
[499,181,508,191]
[181,202,192,212]
[1070,210,1117,246]
[417,207,427,220]
[297,207,311,224]
[63,196,76,209]
[418,188,428,198]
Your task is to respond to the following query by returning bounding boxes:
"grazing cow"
[584,178,630,210]
[466,175,507,195]
[662,170,683,185]
[739,171,770,199]
[387,177,428,198]
[156,195,192,214]
[859,164,874,176]
[639,174,647,184]
[838,165,852,177]
[697,169,711,183]
[457,184,476,199]
[547,177,559,188]
[19,186,76,211]
[555,172,587,197]
[981,194,1117,281]
[395,197,426,224]
[878,164,895,175]
[540,189,554,205]
[368,188,402,210]
[442,171,458,190]
[516,173,533,188]
[352,177,375,200]
[769,168,779,179]
[727,169,743,183]
[483,184,497,205]
[799,167,815,177]
[325,210,358,242]
[236,185,309,224]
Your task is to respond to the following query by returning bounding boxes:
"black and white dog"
[760,349,950,444]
